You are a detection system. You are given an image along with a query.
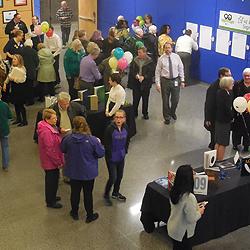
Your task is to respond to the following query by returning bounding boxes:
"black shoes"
[47,202,63,209]
[70,211,79,221]
[112,193,126,202]
[171,114,177,120]
[143,114,149,120]
[56,196,61,202]
[86,213,99,223]
[18,121,28,127]
[12,120,21,125]
[164,120,170,125]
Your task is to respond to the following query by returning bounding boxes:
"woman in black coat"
[102,28,120,59]
[20,39,39,105]
[215,76,234,161]
[128,46,154,119]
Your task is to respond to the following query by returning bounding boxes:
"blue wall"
[33,0,40,19]
[98,0,250,83]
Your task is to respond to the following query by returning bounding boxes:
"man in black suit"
[204,67,231,149]
[5,13,28,40]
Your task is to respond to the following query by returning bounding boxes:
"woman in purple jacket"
[103,109,130,206]
[61,116,105,222]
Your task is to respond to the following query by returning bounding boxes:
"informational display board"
[231,32,247,60]
[186,22,198,40]
[199,25,212,50]
[219,10,250,35]
[215,29,230,55]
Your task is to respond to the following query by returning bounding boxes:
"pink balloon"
[117,57,128,71]
[34,25,42,35]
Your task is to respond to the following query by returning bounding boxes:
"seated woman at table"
[106,73,126,117]
[168,165,205,250]
[215,76,234,161]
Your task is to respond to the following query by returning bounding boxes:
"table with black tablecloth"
[140,167,250,245]
[33,104,136,142]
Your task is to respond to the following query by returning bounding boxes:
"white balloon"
[124,51,133,64]
[233,97,247,113]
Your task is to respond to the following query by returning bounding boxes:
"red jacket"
[37,120,64,170]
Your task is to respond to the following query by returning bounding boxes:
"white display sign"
[186,22,198,40]
[215,29,230,55]
[219,10,250,35]
[199,25,213,50]
[194,175,208,196]
[231,32,247,60]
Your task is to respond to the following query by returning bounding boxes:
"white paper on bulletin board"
[231,32,247,60]
[199,25,212,50]
[186,22,198,40]
[215,29,230,55]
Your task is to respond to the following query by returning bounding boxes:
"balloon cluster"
[233,94,250,113]
[33,21,53,37]
[133,16,145,28]
[108,47,133,71]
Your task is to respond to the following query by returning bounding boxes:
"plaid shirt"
[56,7,73,27]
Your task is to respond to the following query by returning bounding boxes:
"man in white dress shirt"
[44,26,62,85]
[175,29,198,84]
[155,42,185,124]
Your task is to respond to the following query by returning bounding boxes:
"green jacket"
[37,48,56,83]
[64,48,85,78]
[0,100,12,137]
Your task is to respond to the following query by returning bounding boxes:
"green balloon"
[139,20,145,27]
[136,16,143,21]
[136,41,144,48]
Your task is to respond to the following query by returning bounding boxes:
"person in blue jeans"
[0,89,12,171]
[103,109,130,206]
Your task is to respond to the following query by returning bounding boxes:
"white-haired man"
[50,92,86,134]
[232,68,250,151]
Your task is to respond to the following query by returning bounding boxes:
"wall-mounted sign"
[219,10,250,35]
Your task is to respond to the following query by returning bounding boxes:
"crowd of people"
[1,1,250,249]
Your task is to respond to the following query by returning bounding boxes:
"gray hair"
[219,76,234,89]
[58,92,71,101]
[243,68,250,76]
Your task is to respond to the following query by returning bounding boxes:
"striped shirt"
[56,7,73,27]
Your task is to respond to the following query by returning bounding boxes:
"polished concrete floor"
[1,25,250,250]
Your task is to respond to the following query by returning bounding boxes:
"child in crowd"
[103,109,130,206]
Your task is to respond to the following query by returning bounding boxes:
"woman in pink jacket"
[37,108,64,209]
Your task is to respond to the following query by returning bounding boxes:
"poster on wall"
[186,22,198,41]
[14,0,27,6]
[0,0,3,8]
[215,29,230,55]
[231,32,247,60]
[219,10,250,35]
[199,25,212,50]
[2,10,17,24]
